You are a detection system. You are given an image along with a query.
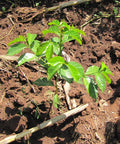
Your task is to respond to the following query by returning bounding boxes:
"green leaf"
[8,35,26,46]
[60,21,70,29]
[2,7,6,12]
[51,37,61,55]
[30,40,40,54]
[51,37,59,43]
[113,7,118,15]
[36,41,49,56]
[85,66,99,75]
[64,30,82,45]
[62,35,74,43]
[48,20,60,26]
[68,61,84,77]
[27,33,37,46]
[98,11,103,16]
[100,62,113,75]
[46,43,53,61]
[78,78,83,84]
[95,73,106,93]
[42,26,60,36]
[59,65,72,79]
[53,44,61,55]
[35,107,40,119]
[7,43,27,56]
[48,56,65,66]
[59,65,73,83]
[20,108,23,116]
[101,71,111,84]
[18,53,36,66]
[84,77,98,101]
[67,61,84,83]
[67,63,80,83]
[47,64,63,80]
[53,94,60,109]
[71,25,85,36]
[37,58,48,68]
[33,77,54,86]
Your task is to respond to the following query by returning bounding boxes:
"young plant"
[7,20,113,108]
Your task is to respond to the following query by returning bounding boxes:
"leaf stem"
[58,29,63,56]
[55,74,59,95]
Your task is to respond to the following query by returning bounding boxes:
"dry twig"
[15,0,103,22]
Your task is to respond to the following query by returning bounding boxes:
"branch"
[0,104,88,144]
[16,0,102,22]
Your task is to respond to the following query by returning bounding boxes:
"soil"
[0,0,120,144]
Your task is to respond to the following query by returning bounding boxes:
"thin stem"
[55,74,59,95]
[58,30,63,56]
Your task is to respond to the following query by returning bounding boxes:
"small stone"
[95,132,101,140]
[99,99,108,108]
[81,110,87,116]
[71,98,77,108]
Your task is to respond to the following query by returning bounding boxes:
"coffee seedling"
[7,20,113,108]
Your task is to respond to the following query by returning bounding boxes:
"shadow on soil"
[0,101,50,142]
[105,118,120,144]
[8,116,80,144]
[0,101,80,144]
[109,79,120,104]
[29,116,80,144]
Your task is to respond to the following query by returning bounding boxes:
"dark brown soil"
[0,0,120,144]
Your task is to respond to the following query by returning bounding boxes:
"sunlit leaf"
[62,35,74,43]
[51,37,59,43]
[101,71,111,84]
[42,26,60,36]
[27,33,37,46]
[100,62,113,75]
[69,61,84,77]
[7,43,27,56]
[48,56,65,66]
[51,37,61,55]
[60,21,70,29]
[67,63,80,82]
[86,66,99,75]
[71,25,85,36]
[48,20,60,26]
[59,65,73,83]
[36,41,49,56]
[46,43,53,61]
[64,30,82,44]
[8,35,26,46]
[18,53,36,66]
[84,77,98,101]
[47,63,63,80]
[95,73,106,93]
[30,40,40,54]
[53,94,60,108]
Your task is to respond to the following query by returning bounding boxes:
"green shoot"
[7,20,112,108]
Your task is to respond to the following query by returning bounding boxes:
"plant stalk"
[55,74,59,94]
[58,29,63,56]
